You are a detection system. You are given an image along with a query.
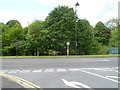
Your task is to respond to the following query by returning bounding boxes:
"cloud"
[0,0,119,27]
[0,11,34,27]
[40,0,119,26]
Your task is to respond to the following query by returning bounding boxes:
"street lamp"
[75,2,79,55]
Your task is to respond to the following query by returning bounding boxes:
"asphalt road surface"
[0,57,119,89]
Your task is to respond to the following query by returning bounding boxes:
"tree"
[44,5,76,55]
[77,19,98,55]
[105,17,119,30]
[0,23,9,32]
[2,23,24,56]
[94,21,111,45]
[6,20,21,28]
[109,29,118,47]
[27,20,48,56]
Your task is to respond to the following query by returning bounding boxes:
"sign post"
[66,42,70,56]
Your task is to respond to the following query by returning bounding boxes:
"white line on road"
[106,76,120,78]
[68,68,80,71]
[93,68,112,71]
[108,68,120,73]
[62,78,94,90]
[103,60,110,62]
[0,67,119,73]
[57,69,67,72]
[45,69,54,72]
[7,70,18,73]
[81,70,120,83]
[19,70,31,73]
[0,70,8,73]
[32,70,42,72]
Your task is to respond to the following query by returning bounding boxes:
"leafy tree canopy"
[6,20,21,28]
[44,5,76,54]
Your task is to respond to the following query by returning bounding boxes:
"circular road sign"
[66,42,70,46]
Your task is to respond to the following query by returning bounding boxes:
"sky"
[0,0,119,27]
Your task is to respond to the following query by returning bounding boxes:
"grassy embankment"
[0,54,119,59]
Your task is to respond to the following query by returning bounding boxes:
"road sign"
[109,47,118,54]
[66,42,70,46]
[66,42,70,56]
[67,49,70,53]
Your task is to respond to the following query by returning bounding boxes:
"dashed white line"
[19,70,31,73]
[57,69,67,72]
[7,70,18,73]
[69,68,80,71]
[45,69,54,72]
[32,70,42,73]
[0,70,8,73]
[0,67,119,74]
[103,60,110,62]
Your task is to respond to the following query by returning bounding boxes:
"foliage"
[94,22,111,45]
[105,17,119,30]
[77,19,93,55]
[2,23,24,56]
[6,20,21,28]
[109,29,118,47]
[44,5,75,55]
[0,23,9,32]
[1,6,118,56]
[27,20,49,56]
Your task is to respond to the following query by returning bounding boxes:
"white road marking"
[57,69,67,72]
[45,69,54,72]
[0,70,8,73]
[7,70,18,73]
[19,70,31,73]
[81,70,120,83]
[81,68,97,70]
[103,60,110,61]
[106,76,120,78]
[93,68,112,71]
[68,68,80,71]
[83,60,111,62]
[62,78,94,90]
[32,70,42,73]
[0,67,119,74]
[108,68,120,73]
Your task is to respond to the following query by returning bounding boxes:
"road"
[0,57,119,89]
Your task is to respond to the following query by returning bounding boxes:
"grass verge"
[0,54,119,59]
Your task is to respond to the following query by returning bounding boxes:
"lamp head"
[75,2,79,6]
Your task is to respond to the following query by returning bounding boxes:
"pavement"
[0,57,119,89]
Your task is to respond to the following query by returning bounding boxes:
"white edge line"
[81,70,120,83]
[106,76,120,78]
[109,68,120,73]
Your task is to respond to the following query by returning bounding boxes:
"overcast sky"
[0,0,119,27]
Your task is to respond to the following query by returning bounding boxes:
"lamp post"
[75,2,79,55]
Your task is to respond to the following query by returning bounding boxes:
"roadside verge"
[1,54,119,59]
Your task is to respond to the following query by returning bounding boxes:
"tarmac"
[0,76,24,89]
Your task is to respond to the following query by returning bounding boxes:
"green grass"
[0,54,119,59]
